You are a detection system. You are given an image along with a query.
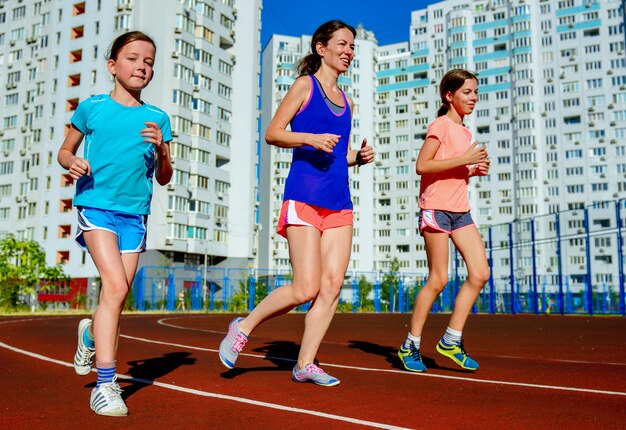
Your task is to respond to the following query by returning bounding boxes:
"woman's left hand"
[142,122,166,154]
[357,138,375,166]
[473,159,490,176]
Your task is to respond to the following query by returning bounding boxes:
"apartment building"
[259,0,626,280]
[0,0,261,278]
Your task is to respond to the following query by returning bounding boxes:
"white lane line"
[120,334,626,397]
[0,317,61,325]
[155,317,353,347]
[157,316,226,336]
[496,355,626,367]
[0,341,409,430]
[156,317,626,368]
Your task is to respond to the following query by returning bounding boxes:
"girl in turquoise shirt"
[58,31,172,417]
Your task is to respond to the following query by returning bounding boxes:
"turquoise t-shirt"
[70,94,172,215]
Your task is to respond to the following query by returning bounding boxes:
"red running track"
[1,313,625,429]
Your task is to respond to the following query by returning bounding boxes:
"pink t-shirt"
[418,115,473,212]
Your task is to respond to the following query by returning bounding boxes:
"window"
[218,60,232,75]
[217,83,231,99]
[586,79,602,90]
[591,183,608,191]
[565,149,583,159]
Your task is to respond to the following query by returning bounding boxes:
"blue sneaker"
[436,339,479,371]
[74,318,96,376]
[218,317,248,369]
[398,342,427,372]
[292,363,340,387]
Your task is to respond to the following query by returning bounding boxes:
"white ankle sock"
[442,327,462,345]
[404,332,421,349]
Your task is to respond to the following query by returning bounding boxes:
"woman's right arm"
[416,137,487,175]
[57,125,90,180]
[265,77,340,154]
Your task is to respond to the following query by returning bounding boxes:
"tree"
[381,257,401,312]
[358,275,374,311]
[229,279,248,313]
[254,276,269,306]
[0,235,68,309]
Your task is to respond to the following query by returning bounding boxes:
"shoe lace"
[305,363,326,374]
[78,347,95,365]
[232,333,248,353]
[457,339,469,357]
[100,381,124,402]
[106,383,123,395]
[409,344,422,360]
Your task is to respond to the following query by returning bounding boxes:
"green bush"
[0,235,68,309]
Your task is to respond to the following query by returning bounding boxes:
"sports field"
[1,313,624,429]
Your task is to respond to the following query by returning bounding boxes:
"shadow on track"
[105,351,197,399]
[347,340,473,373]
[219,340,299,379]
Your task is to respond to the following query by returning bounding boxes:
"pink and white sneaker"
[218,317,248,369]
[292,363,340,387]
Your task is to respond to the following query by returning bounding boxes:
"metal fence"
[479,199,625,316]
[132,200,626,316]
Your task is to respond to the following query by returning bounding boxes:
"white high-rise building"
[0,0,261,278]
[259,0,626,277]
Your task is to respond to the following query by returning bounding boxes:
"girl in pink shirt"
[398,69,490,372]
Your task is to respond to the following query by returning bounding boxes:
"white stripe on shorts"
[286,200,314,228]
[121,215,147,254]
[422,210,438,230]
[75,208,116,250]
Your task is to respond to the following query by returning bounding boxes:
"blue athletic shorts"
[76,207,148,253]
[418,209,474,235]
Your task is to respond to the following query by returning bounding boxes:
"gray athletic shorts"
[418,209,474,235]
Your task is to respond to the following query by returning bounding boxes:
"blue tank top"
[283,75,353,210]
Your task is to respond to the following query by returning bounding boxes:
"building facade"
[0,0,261,277]
[2,0,625,284]
[259,0,626,277]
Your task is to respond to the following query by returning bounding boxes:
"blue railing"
[132,200,626,316]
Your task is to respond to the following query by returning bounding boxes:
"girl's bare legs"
[448,226,490,331]
[238,226,323,336]
[297,225,352,369]
[409,231,450,336]
[83,230,139,363]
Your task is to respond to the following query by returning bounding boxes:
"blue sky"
[261,0,437,48]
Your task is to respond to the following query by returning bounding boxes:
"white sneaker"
[73,318,95,376]
[90,377,128,416]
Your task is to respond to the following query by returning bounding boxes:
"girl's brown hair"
[296,20,356,77]
[107,31,156,61]
[437,69,478,117]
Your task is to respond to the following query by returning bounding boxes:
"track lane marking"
[0,341,410,430]
[2,316,624,395]
[156,317,626,367]
[156,317,352,347]
[496,354,626,367]
[119,333,626,397]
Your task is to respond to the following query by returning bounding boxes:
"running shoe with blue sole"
[218,317,248,369]
[292,363,340,387]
